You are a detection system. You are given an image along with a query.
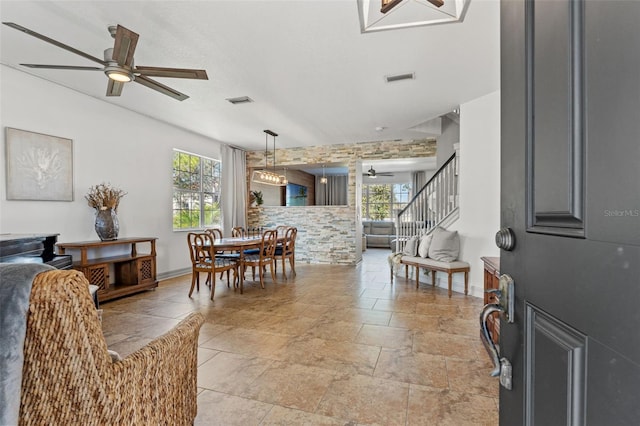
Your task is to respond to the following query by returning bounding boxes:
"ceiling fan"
[2,22,208,101]
[364,166,394,178]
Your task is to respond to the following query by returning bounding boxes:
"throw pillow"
[417,234,433,258]
[402,236,419,256]
[428,227,460,262]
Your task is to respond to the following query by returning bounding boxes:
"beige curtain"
[315,175,348,205]
[412,171,427,196]
[220,145,246,236]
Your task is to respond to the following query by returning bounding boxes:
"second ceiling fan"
[3,22,208,101]
[364,166,394,178]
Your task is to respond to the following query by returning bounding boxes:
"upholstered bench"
[391,226,470,298]
[397,256,470,297]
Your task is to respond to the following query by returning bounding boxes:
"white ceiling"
[0,0,499,151]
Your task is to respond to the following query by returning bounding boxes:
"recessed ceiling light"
[384,72,415,83]
[226,96,253,104]
[375,126,386,132]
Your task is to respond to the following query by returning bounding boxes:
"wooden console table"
[481,256,500,344]
[57,237,158,302]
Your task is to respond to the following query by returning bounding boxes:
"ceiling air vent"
[226,96,253,104]
[384,72,415,83]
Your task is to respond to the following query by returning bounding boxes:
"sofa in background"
[363,220,430,249]
[362,220,396,249]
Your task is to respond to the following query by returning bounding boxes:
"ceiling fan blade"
[106,79,124,97]
[134,75,188,101]
[135,66,208,80]
[20,64,103,71]
[3,22,106,66]
[112,24,139,67]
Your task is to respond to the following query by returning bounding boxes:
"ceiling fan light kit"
[104,65,133,82]
[3,22,208,101]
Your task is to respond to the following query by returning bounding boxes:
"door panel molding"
[526,0,585,237]
[525,304,586,426]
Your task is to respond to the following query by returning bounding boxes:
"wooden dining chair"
[206,227,239,258]
[274,226,297,279]
[275,225,289,239]
[205,228,223,240]
[231,227,245,238]
[187,232,238,299]
[241,229,277,289]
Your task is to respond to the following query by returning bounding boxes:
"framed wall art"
[5,127,74,201]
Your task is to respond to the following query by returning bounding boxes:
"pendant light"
[252,130,287,186]
[320,165,328,184]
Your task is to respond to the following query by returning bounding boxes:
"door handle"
[495,227,516,251]
[479,274,515,389]
[480,303,504,377]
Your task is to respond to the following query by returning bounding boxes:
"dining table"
[212,235,275,294]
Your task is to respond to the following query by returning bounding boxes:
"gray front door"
[499,0,640,424]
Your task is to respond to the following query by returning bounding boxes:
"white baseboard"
[157,267,190,281]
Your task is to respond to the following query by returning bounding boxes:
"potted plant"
[251,190,264,206]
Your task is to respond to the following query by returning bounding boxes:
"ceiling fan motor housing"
[103,48,134,82]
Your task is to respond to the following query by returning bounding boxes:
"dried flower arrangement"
[85,183,127,212]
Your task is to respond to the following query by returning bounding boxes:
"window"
[361,183,412,221]
[172,150,221,230]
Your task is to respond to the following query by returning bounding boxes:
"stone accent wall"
[247,138,436,264]
[248,206,354,264]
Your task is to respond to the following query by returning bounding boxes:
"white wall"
[450,90,501,297]
[436,115,460,167]
[0,66,224,277]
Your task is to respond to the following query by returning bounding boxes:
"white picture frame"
[5,127,74,201]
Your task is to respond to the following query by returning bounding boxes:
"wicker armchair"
[19,269,204,425]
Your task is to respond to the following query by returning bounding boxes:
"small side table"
[481,256,500,343]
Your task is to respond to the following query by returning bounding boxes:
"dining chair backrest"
[283,227,297,256]
[205,228,223,240]
[275,225,289,239]
[188,232,213,267]
[274,226,297,279]
[187,232,199,264]
[261,230,277,259]
[232,227,245,238]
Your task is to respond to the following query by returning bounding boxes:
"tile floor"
[101,248,499,425]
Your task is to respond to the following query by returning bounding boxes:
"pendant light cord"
[264,132,268,170]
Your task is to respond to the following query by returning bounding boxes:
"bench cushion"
[400,256,470,270]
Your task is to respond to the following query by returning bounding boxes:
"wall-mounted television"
[285,183,308,206]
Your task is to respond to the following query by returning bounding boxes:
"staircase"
[395,152,459,252]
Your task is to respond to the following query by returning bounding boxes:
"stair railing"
[395,152,459,252]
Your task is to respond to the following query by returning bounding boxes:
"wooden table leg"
[239,252,245,294]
